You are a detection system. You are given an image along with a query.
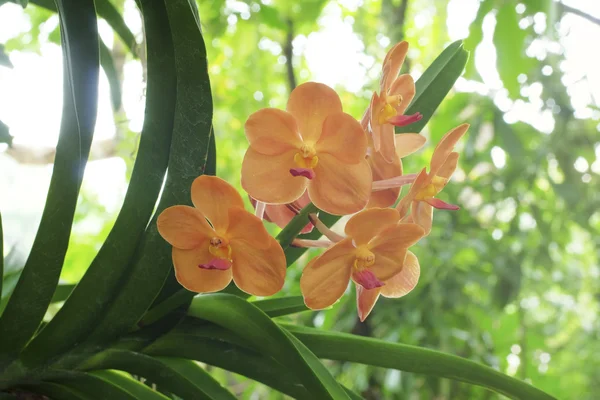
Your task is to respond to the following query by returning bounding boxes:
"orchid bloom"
[251,192,314,234]
[367,133,426,208]
[397,124,469,234]
[157,176,286,296]
[242,82,372,216]
[356,251,419,321]
[366,41,423,163]
[300,208,424,310]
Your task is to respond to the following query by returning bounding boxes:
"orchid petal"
[300,238,355,309]
[368,223,425,281]
[356,283,382,322]
[380,251,420,298]
[242,147,307,205]
[388,74,416,114]
[157,205,214,250]
[226,207,273,250]
[245,108,303,155]
[286,82,342,143]
[316,112,368,163]
[369,92,383,151]
[395,133,426,159]
[259,191,313,234]
[191,175,245,232]
[344,208,400,246]
[437,151,459,180]
[430,123,469,176]
[396,168,429,218]
[230,237,286,296]
[367,149,403,208]
[378,124,396,163]
[308,155,371,215]
[381,41,408,93]
[172,247,232,293]
[387,112,422,127]
[412,201,433,235]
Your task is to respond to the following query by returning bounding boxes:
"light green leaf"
[91,370,170,400]
[0,0,99,363]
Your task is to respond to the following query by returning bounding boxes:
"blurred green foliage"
[1,0,599,398]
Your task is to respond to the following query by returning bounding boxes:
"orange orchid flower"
[241,82,372,216]
[356,251,420,321]
[300,208,424,310]
[396,124,469,234]
[157,176,286,296]
[251,192,314,234]
[366,41,423,163]
[367,133,426,208]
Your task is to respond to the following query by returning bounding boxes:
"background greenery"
[1,0,598,398]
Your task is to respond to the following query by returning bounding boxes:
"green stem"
[276,203,318,250]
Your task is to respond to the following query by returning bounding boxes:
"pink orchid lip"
[353,269,385,290]
[425,197,460,210]
[199,258,232,270]
[388,112,423,127]
[289,168,315,179]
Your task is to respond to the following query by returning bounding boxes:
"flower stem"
[291,238,333,248]
[308,213,344,242]
[372,173,418,191]
[255,200,266,220]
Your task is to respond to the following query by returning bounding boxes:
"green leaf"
[493,1,531,98]
[0,120,13,147]
[99,39,122,111]
[91,370,170,400]
[0,0,99,363]
[53,373,138,400]
[283,211,339,267]
[282,324,557,400]
[463,0,494,79]
[82,350,236,400]
[0,45,12,68]
[93,0,137,56]
[396,40,469,134]
[25,383,91,400]
[276,202,318,249]
[50,284,76,303]
[257,4,287,30]
[21,0,177,367]
[252,296,309,318]
[188,294,350,399]
[84,0,213,344]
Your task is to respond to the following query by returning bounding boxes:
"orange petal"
[367,150,403,208]
[300,238,355,309]
[430,124,469,176]
[396,168,429,218]
[230,236,286,296]
[344,208,400,246]
[245,108,303,155]
[388,74,416,115]
[226,207,272,250]
[381,41,409,93]
[172,247,232,293]
[356,283,382,322]
[316,112,367,163]
[437,151,459,180]
[286,82,342,143]
[191,176,245,232]
[395,133,426,159]
[412,201,433,235]
[157,205,214,249]
[380,251,420,298]
[369,92,383,151]
[308,155,371,215]
[368,223,425,281]
[378,124,396,163]
[241,147,307,205]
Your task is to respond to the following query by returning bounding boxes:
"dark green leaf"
[0,0,99,363]
[50,284,76,303]
[252,296,309,318]
[283,324,557,400]
[94,0,138,56]
[188,294,350,399]
[82,350,236,400]
[24,383,91,400]
[53,373,137,400]
[276,202,318,250]
[90,370,170,400]
[21,0,177,366]
[99,39,122,111]
[0,212,3,301]
[84,0,213,344]
[396,40,469,134]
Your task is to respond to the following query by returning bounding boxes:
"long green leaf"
[0,0,99,363]
[50,283,76,303]
[21,0,177,366]
[99,39,122,111]
[91,370,170,400]
[396,40,469,134]
[283,324,557,400]
[188,294,350,399]
[252,296,309,318]
[53,373,137,400]
[85,0,213,344]
[25,383,91,400]
[81,350,236,400]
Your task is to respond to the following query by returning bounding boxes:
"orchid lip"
[388,112,423,127]
[290,168,315,179]
[199,258,232,270]
[353,269,385,290]
[425,197,460,210]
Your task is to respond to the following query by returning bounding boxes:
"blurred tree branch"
[283,18,297,93]
[560,2,600,26]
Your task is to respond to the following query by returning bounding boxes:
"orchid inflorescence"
[157,41,469,321]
